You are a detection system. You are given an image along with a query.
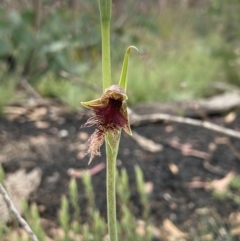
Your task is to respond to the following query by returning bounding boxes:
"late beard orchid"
[81,84,132,164]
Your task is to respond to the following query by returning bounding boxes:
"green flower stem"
[106,133,120,241]
[99,0,112,91]
[99,0,118,240]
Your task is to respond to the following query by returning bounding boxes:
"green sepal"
[118,46,138,92]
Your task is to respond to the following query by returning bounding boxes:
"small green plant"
[59,196,70,241]
[69,178,80,222]
[21,201,46,241]
[82,171,95,214]
[135,165,150,220]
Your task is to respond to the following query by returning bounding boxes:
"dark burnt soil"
[1,103,240,235]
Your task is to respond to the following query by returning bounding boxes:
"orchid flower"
[81,84,132,164]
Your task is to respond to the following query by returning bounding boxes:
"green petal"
[118,46,138,92]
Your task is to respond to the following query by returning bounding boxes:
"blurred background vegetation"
[0,0,240,112]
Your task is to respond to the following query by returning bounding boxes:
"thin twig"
[212,81,240,93]
[169,139,207,159]
[130,112,240,140]
[226,140,240,161]
[60,71,102,92]
[203,143,226,176]
[215,137,240,162]
[20,78,43,100]
[0,183,39,241]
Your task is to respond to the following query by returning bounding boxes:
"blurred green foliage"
[0,0,240,110]
[0,1,100,78]
[208,0,240,85]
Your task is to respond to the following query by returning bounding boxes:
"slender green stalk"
[99,0,112,90]
[106,133,120,241]
[99,0,118,240]
[101,22,111,90]
[98,1,135,240]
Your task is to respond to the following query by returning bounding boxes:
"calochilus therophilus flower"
[81,84,132,164]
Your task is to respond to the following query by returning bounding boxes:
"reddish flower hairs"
[81,84,132,164]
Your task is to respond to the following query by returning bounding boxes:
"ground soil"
[1,102,240,239]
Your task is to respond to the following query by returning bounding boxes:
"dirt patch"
[1,103,240,235]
